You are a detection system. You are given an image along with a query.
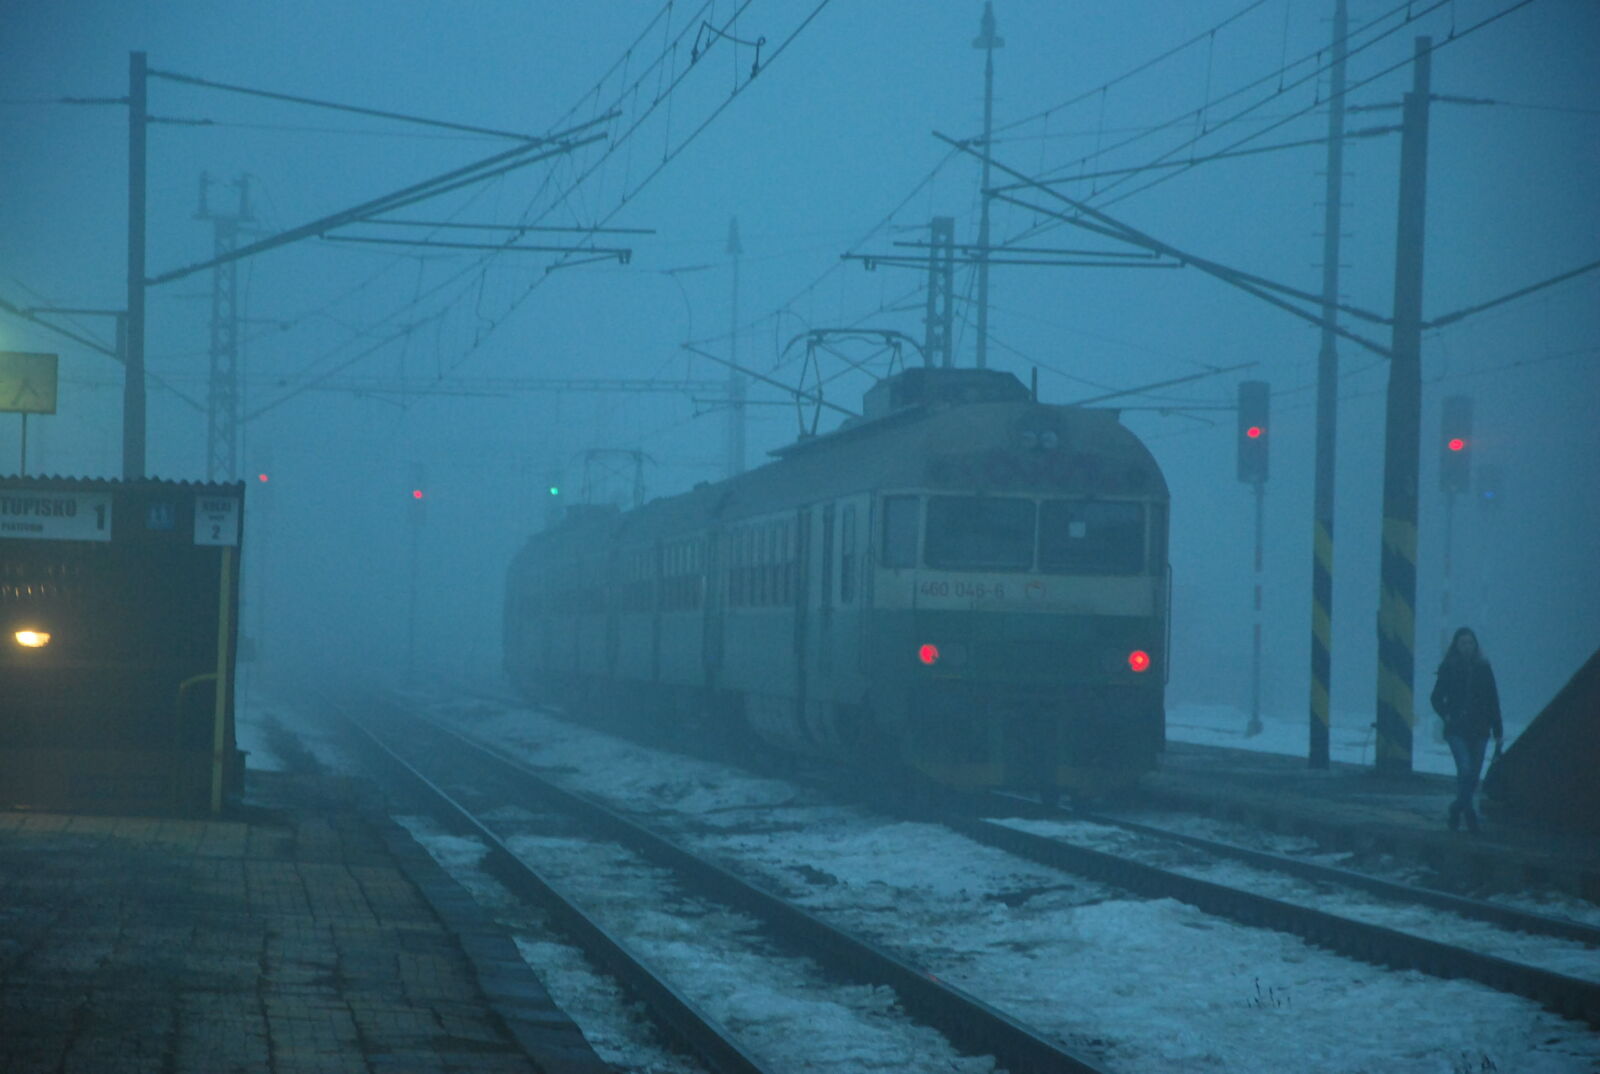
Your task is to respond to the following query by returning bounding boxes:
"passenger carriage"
[505,367,1170,796]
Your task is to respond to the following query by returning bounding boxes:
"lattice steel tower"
[197,173,251,482]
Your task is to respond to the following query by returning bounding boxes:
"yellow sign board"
[0,352,59,415]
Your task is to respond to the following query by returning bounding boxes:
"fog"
[3,1,1596,745]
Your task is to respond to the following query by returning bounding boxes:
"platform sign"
[193,494,240,546]
[0,488,112,541]
[0,352,59,414]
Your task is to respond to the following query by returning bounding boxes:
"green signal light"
[548,486,560,496]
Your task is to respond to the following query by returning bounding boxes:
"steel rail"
[343,714,775,1074]
[943,809,1600,1027]
[382,707,1111,1074]
[1066,807,1600,948]
[411,683,1600,1027]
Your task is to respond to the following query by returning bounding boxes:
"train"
[503,366,1171,798]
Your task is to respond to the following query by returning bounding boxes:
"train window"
[880,495,919,568]
[840,505,857,603]
[820,505,835,608]
[770,523,782,605]
[925,496,1035,570]
[1039,500,1145,574]
[757,526,770,605]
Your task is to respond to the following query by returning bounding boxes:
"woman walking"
[1429,627,1503,833]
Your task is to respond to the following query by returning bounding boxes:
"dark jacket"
[1429,656,1503,743]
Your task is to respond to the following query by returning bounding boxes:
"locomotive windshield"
[924,496,1035,570]
[1038,500,1145,574]
[899,494,1150,574]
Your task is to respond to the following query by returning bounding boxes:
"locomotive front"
[855,399,1169,798]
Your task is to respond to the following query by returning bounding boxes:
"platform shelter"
[0,476,245,814]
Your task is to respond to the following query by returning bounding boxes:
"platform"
[1146,740,1600,904]
[0,770,612,1074]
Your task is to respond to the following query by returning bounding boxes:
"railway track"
[342,698,1111,1074]
[1014,799,1600,947]
[933,801,1600,1027]
[340,689,1600,1070]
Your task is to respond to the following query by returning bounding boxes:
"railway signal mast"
[1438,394,1472,657]
[1237,381,1271,737]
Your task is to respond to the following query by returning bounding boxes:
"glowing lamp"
[257,473,270,483]
[411,489,425,500]
[14,630,51,648]
[1246,426,1263,439]
[1447,438,1465,452]
[1128,649,1151,673]
[918,643,940,666]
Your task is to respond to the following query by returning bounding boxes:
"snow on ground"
[1104,806,1600,931]
[428,697,1600,1074]
[398,809,1001,1073]
[232,692,287,772]
[390,814,712,1074]
[1165,702,1460,775]
[992,815,1600,982]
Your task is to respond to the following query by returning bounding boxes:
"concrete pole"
[124,51,147,480]
[1374,38,1432,775]
[1308,0,1348,769]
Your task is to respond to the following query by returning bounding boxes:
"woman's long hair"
[1439,626,1485,672]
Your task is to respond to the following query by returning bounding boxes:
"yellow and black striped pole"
[1310,516,1333,766]
[1307,0,1347,770]
[1375,38,1431,775]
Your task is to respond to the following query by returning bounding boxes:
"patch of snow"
[422,697,1600,1074]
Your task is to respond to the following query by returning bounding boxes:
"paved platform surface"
[1148,741,1600,902]
[0,771,613,1074]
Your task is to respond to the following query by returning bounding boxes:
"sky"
[3,0,1597,748]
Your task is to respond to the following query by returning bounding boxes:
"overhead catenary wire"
[147,67,549,141]
[1078,0,1537,212]
[442,0,838,377]
[992,0,1534,268]
[297,0,762,394]
[720,0,1431,382]
[122,2,704,414]
[233,0,836,414]
[1022,0,1438,186]
[990,0,1275,140]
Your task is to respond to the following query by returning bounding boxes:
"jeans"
[1445,734,1488,816]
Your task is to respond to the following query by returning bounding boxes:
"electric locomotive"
[504,367,1170,797]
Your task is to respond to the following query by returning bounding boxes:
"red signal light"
[1447,437,1465,452]
[1128,649,1151,673]
[257,473,269,483]
[411,489,425,500]
[918,643,940,666]
[1246,426,1263,439]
